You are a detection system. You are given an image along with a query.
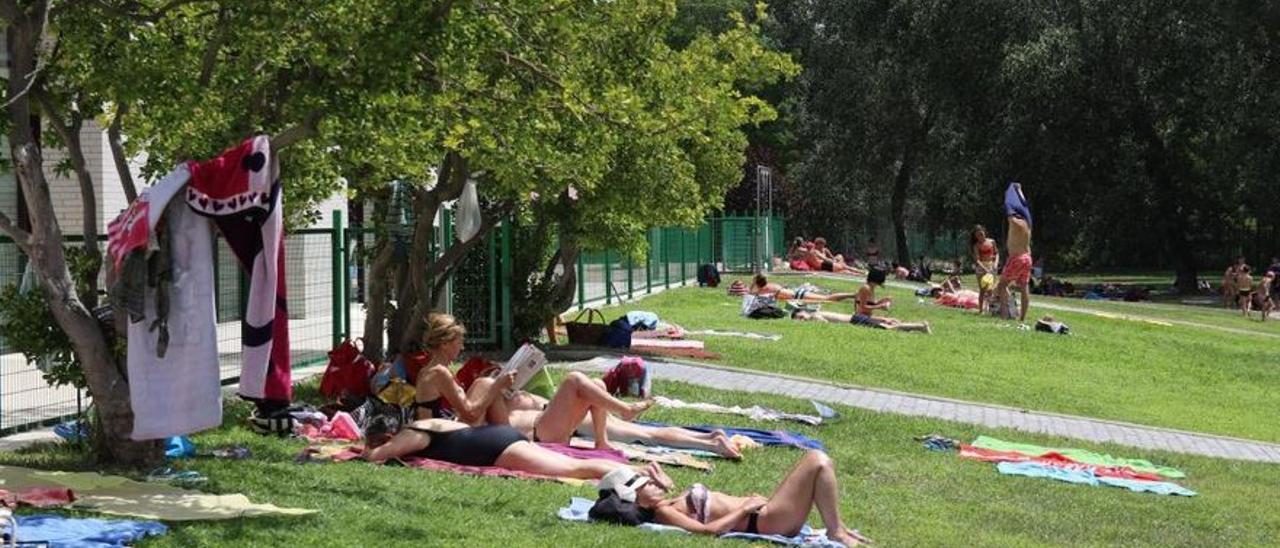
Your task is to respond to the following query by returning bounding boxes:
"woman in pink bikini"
[970,225,999,315]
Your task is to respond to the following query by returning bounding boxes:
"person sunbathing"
[589,452,872,546]
[363,416,627,480]
[749,274,856,302]
[474,376,740,458]
[790,309,931,333]
[410,313,652,450]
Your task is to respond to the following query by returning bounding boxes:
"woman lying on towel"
[363,416,628,480]
[790,309,931,333]
[477,376,741,459]
[590,452,871,546]
[409,313,652,451]
[749,274,856,302]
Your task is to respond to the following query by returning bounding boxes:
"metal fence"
[0,212,781,434]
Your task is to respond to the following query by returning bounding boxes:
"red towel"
[959,445,1163,481]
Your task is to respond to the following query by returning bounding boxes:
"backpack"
[320,339,376,400]
[697,263,721,287]
[601,316,634,348]
[603,356,651,398]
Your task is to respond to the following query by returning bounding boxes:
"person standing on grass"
[1222,256,1246,308]
[1235,265,1255,315]
[993,182,1032,324]
[970,224,999,315]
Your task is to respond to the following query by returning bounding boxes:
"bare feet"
[923,321,932,335]
[620,399,655,421]
[830,527,873,546]
[712,432,743,459]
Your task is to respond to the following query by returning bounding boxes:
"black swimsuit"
[406,425,527,467]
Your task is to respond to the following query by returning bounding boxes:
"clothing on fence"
[653,396,823,426]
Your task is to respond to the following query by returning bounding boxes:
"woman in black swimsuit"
[590,451,871,546]
[363,417,628,479]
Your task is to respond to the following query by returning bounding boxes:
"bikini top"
[978,240,996,260]
[685,483,710,524]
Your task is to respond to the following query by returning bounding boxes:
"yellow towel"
[0,465,316,521]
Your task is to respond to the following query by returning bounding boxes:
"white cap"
[596,467,649,503]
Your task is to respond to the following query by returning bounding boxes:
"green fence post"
[663,229,671,289]
[604,250,613,305]
[626,254,634,300]
[500,220,513,351]
[577,252,585,309]
[342,225,353,338]
[680,229,687,285]
[646,230,653,294]
[331,210,346,346]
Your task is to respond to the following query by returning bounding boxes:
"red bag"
[603,356,651,398]
[321,339,376,400]
[455,356,501,391]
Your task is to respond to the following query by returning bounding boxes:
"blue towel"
[996,462,1196,496]
[637,422,825,451]
[9,514,167,547]
[626,311,661,330]
[1003,182,1032,228]
[558,497,845,546]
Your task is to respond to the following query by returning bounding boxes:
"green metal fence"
[0,212,780,433]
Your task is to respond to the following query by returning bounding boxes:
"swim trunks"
[821,260,834,272]
[1002,253,1032,285]
[851,313,885,329]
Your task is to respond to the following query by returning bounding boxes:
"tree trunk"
[361,234,396,362]
[3,2,162,466]
[37,95,101,308]
[890,146,914,266]
[1131,109,1198,293]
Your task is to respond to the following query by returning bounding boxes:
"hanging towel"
[124,166,222,441]
[653,396,823,426]
[186,135,292,404]
[971,436,1185,479]
[8,514,167,547]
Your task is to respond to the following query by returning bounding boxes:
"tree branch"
[197,8,229,87]
[269,110,323,150]
[107,101,137,202]
[427,201,513,307]
[0,211,34,254]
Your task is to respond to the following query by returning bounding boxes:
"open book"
[499,342,548,396]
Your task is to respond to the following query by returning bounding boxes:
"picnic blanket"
[685,329,781,341]
[970,436,1185,479]
[8,514,168,547]
[653,396,824,426]
[0,486,77,508]
[640,424,825,451]
[0,465,315,521]
[567,438,714,470]
[557,497,847,547]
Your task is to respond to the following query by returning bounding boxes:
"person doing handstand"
[993,183,1033,323]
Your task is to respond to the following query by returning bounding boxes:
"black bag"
[697,263,721,287]
[601,316,634,348]
[748,304,787,319]
[566,308,609,345]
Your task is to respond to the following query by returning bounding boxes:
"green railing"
[0,212,780,433]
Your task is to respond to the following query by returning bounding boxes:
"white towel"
[127,166,222,440]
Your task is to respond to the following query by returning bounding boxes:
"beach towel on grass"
[8,514,167,547]
[959,445,1164,481]
[996,462,1196,496]
[567,438,715,470]
[557,497,846,547]
[639,423,825,451]
[653,396,824,426]
[971,436,1185,479]
[685,329,781,341]
[0,465,314,521]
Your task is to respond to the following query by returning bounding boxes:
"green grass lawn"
[609,274,1280,443]
[4,380,1278,547]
